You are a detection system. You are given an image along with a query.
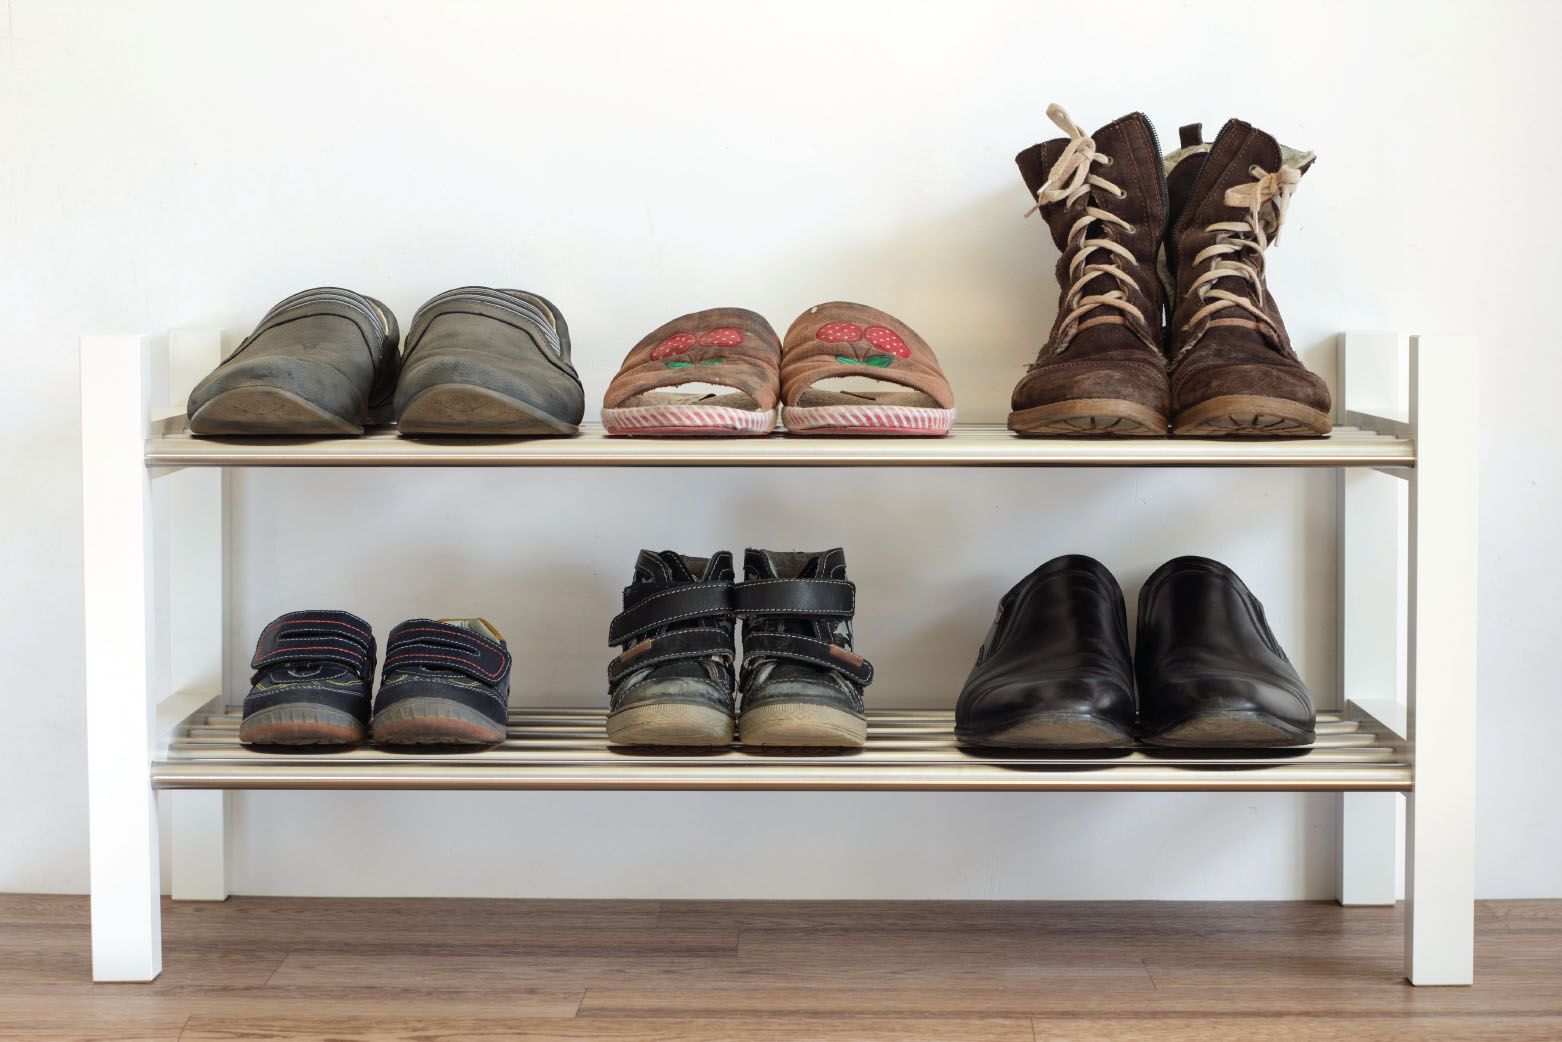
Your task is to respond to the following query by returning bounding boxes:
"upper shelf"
[145,419,1414,468]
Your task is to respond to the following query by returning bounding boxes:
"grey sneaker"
[606,551,737,746]
[187,288,399,436]
[395,286,584,436]
[735,548,873,748]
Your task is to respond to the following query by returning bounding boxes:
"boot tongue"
[632,549,697,587]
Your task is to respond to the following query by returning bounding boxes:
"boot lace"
[1025,104,1147,355]
[1177,155,1314,351]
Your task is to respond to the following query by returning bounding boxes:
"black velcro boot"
[735,548,873,748]
[606,550,738,746]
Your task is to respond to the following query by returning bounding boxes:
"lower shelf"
[153,707,1410,792]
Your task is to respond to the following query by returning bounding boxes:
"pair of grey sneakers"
[186,286,585,436]
[607,548,874,748]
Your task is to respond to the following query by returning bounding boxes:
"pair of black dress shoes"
[956,555,1316,748]
[186,286,585,437]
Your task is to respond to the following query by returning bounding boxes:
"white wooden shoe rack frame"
[78,330,1476,985]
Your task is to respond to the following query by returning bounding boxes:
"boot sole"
[239,704,366,745]
[1173,395,1332,437]
[189,386,362,436]
[956,711,1136,749]
[397,384,580,436]
[1140,709,1315,748]
[371,697,507,746]
[606,702,735,746]
[739,703,866,748]
[1008,399,1167,437]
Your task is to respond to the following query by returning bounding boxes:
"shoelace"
[1176,155,1314,353]
[1025,104,1148,355]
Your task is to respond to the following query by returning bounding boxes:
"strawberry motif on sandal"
[782,301,956,437]
[603,308,781,437]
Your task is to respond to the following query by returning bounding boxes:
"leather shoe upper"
[956,554,1136,742]
[1134,555,1315,742]
[395,286,585,427]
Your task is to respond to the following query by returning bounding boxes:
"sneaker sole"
[739,702,866,748]
[371,697,507,746]
[1008,399,1167,436]
[1172,395,1332,437]
[1140,709,1315,748]
[606,702,735,746]
[397,384,579,436]
[239,704,366,745]
[956,711,1136,749]
[189,386,362,436]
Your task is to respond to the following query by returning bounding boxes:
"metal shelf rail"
[79,330,1476,986]
[155,707,1411,792]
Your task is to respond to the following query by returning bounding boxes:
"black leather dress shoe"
[956,555,1136,748]
[1135,556,1315,746]
[395,286,584,435]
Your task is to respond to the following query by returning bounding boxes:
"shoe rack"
[79,330,1477,986]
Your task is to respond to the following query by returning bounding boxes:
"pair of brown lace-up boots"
[1009,106,1330,438]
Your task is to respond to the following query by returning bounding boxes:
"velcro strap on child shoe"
[732,578,856,618]
[382,619,511,683]
[740,631,874,686]
[607,627,735,684]
[607,581,734,645]
[251,610,376,677]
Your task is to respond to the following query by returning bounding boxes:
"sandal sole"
[782,404,954,437]
[397,384,580,436]
[606,702,735,746]
[1008,399,1168,436]
[189,386,363,436]
[371,697,507,746]
[739,703,866,748]
[239,704,366,746]
[1172,395,1332,438]
[602,405,775,437]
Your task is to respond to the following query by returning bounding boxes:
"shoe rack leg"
[1337,332,1405,906]
[81,334,163,981]
[1404,335,1478,985]
[165,330,230,902]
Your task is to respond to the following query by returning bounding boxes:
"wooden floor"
[3,896,1559,1041]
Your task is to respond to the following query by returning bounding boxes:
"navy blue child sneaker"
[371,618,513,745]
[239,610,376,745]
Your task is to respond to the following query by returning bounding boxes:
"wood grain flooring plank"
[1030,1016,1562,1042]
[1,895,1557,1036]
[178,1015,1037,1041]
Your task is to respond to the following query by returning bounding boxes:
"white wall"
[1,0,1555,898]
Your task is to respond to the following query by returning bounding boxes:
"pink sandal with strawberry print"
[602,308,781,436]
[780,302,956,436]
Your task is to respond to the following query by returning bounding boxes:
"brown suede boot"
[1164,120,1331,436]
[1009,105,1169,436]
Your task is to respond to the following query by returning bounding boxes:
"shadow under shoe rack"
[80,331,1476,986]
